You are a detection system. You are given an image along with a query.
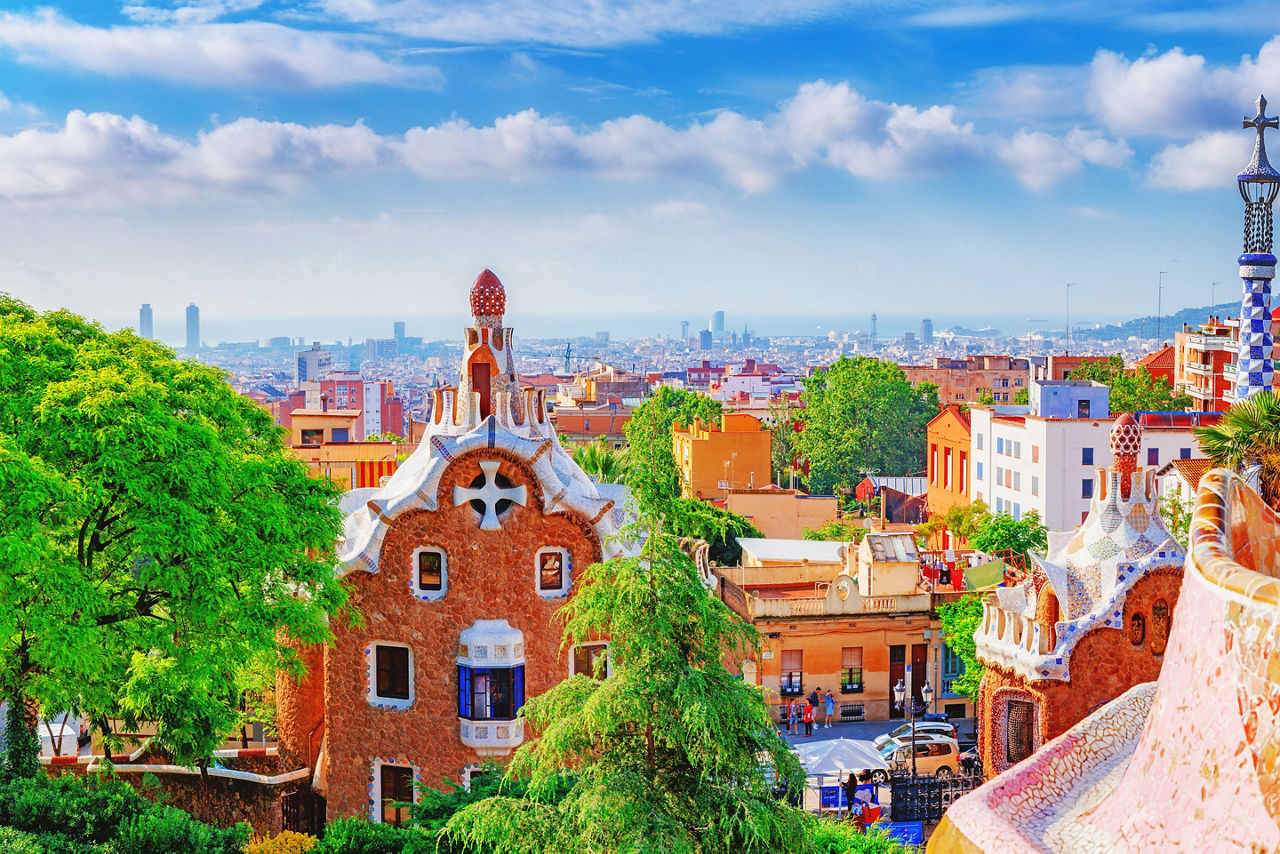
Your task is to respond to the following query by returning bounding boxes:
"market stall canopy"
[793,738,889,776]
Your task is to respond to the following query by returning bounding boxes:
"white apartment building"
[969,403,1208,532]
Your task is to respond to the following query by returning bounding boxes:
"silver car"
[872,721,957,750]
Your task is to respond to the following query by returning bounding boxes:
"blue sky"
[2,1,1280,343]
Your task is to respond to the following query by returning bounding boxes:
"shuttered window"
[780,650,802,695]
[1006,700,1035,765]
[375,645,410,701]
[840,647,863,694]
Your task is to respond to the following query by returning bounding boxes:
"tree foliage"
[443,513,889,854]
[623,386,722,508]
[969,511,1048,561]
[915,500,989,548]
[936,595,985,703]
[802,520,866,543]
[1157,494,1193,549]
[1195,389,1280,510]
[767,397,801,486]
[571,438,628,484]
[1066,355,1191,413]
[796,357,938,495]
[0,296,350,768]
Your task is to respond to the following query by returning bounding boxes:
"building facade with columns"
[275,271,629,823]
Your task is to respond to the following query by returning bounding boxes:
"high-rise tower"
[921,317,933,345]
[139,304,153,339]
[1234,95,1279,401]
[186,303,200,352]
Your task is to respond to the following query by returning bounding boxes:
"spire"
[1109,413,1141,500]
[470,269,506,319]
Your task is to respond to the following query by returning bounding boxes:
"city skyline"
[0,2,1276,326]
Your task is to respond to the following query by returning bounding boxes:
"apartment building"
[902,355,1030,405]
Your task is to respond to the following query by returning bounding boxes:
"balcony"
[1181,361,1212,377]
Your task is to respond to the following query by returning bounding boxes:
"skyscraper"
[393,321,406,343]
[186,303,200,351]
[139,304,153,339]
[709,310,725,334]
[921,318,934,344]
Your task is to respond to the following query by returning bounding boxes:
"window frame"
[840,647,863,694]
[779,649,803,696]
[368,641,414,709]
[570,642,612,679]
[372,760,418,826]
[535,547,572,599]
[1082,479,1094,500]
[410,546,447,601]
[1081,447,1094,465]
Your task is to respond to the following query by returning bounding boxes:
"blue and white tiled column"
[1235,251,1276,401]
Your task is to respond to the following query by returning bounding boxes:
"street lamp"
[893,678,935,778]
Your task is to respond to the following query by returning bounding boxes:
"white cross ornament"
[453,459,527,531]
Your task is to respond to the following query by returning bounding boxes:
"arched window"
[1151,600,1171,655]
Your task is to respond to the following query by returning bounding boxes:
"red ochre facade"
[976,566,1183,778]
[277,446,603,820]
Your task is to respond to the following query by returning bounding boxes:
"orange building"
[1174,316,1240,411]
[552,402,632,449]
[1033,354,1112,382]
[276,270,631,823]
[673,412,772,499]
[903,356,1030,405]
[925,405,973,548]
[1134,344,1175,386]
[722,533,974,723]
[724,488,840,539]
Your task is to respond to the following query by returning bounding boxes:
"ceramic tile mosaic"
[933,468,1280,852]
[973,417,1184,683]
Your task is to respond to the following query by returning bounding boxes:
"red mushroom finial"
[470,269,506,318]
[1110,412,1141,498]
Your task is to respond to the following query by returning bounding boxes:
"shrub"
[113,805,249,854]
[246,830,318,854]
[0,774,149,844]
[312,818,435,854]
[0,826,99,853]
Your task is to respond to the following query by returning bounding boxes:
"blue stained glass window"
[458,665,472,717]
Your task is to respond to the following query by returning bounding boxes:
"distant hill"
[1075,303,1239,343]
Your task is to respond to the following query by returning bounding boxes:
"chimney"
[321,393,329,413]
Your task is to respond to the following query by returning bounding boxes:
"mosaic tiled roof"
[974,414,1185,682]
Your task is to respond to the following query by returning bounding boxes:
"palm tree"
[1195,390,1280,509]
[571,438,628,484]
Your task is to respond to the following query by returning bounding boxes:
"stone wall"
[320,446,603,820]
[977,567,1183,777]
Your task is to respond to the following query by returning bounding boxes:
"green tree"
[767,397,801,486]
[796,357,938,495]
[936,595,985,703]
[0,296,350,770]
[802,519,865,542]
[623,386,721,508]
[571,438,628,484]
[443,513,893,854]
[969,511,1048,562]
[975,388,995,405]
[1157,494,1193,549]
[1195,390,1280,510]
[915,500,989,548]
[1013,387,1029,405]
[1066,355,1192,413]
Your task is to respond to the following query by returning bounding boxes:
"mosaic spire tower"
[1234,95,1280,401]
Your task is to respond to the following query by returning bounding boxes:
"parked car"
[872,721,957,749]
[880,738,961,777]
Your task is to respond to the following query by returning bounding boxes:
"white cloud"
[1147,131,1254,190]
[0,9,434,89]
[906,4,1038,28]
[997,128,1132,192]
[1087,39,1280,137]
[121,0,270,26]
[0,81,1133,207]
[649,200,712,222]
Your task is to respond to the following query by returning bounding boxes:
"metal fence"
[888,771,983,823]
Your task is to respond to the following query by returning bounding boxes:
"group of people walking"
[784,687,837,736]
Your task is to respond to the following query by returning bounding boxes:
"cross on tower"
[1245,94,1279,140]
[453,459,527,531]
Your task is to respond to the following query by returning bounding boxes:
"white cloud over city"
[0,80,1139,206]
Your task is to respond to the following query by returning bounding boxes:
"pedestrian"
[788,699,799,734]
[808,686,820,709]
[824,689,836,728]
[803,700,815,737]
